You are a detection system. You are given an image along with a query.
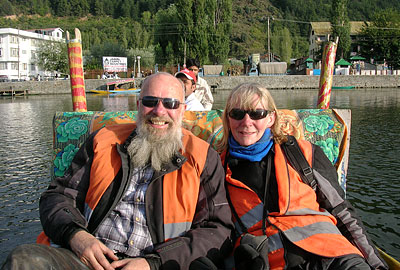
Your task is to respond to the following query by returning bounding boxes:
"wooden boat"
[332,86,355,90]
[378,248,400,269]
[90,88,140,95]
[88,78,139,95]
[52,110,400,268]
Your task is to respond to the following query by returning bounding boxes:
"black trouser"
[1,244,90,270]
[291,254,371,270]
[283,234,371,270]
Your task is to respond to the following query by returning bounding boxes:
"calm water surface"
[0,88,399,262]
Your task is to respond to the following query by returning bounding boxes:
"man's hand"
[111,258,150,270]
[70,230,119,270]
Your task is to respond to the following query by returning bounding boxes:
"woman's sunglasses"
[140,96,183,110]
[228,108,271,120]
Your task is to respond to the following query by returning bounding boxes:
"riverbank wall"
[1,75,399,95]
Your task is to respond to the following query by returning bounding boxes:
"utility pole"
[184,36,187,67]
[267,16,274,62]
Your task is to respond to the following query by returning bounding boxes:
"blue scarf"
[228,129,273,162]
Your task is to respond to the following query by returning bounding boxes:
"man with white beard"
[2,73,233,270]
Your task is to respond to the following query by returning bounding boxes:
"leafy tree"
[127,46,155,70]
[208,0,232,64]
[190,0,209,63]
[153,4,180,65]
[330,0,351,58]
[86,42,128,69]
[176,0,194,64]
[360,9,400,68]
[92,0,104,16]
[271,27,292,63]
[35,41,69,74]
[165,41,175,66]
[54,0,71,16]
[0,0,15,16]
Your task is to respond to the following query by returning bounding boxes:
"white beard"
[127,114,183,171]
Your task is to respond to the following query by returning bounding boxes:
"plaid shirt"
[95,165,154,257]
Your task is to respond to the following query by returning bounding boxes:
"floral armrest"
[52,109,350,190]
[52,111,223,179]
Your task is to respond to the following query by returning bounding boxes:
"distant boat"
[90,89,140,95]
[88,78,139,95]
[332,86,355,90]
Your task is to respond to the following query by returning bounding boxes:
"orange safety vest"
[224,140,363,270]
[38,124,208,245]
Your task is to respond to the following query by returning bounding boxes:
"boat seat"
[51,109,351,191]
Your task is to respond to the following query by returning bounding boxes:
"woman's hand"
[69,230,119,270]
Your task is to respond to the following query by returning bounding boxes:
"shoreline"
[1,75,399,95]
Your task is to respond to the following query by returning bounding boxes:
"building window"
[10,48,19,57]
[0,48,2,57]
[11,63,18,70]
[23,63,27,70]
[22,50,27,54]
[11,36,18,44]
[30,63,36,72]
[0,62,7,70]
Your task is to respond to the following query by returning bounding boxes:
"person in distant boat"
[219,83,388,270]
[2,73,233,270]
[186,58,214,111]
[175,68,205,111]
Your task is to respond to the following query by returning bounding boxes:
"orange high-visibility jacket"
[224,140,363,270]
[38,124,207,245]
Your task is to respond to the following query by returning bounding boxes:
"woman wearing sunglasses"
[219,83,387,270]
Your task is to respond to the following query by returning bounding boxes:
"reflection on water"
[0,88,399,262]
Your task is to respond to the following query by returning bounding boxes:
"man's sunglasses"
[140,96,183,110]
[228,108,271,120]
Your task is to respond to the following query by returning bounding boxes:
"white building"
[0,27,65,81]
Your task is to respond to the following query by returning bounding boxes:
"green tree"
[154,4,180,65]
[176,0,194,64]
[271,27,292,63]
[127,46,155,70]
[92,0,104,16]
[35,41,69,74]
[330,0,351,58]
[208,0,232,64]
[86,42,128,70]
[55,0,71,16]
[360,9,400,68]
[0,0,15,16]
[165,41,175,66]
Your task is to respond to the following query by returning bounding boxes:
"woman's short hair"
[219,83,286,150]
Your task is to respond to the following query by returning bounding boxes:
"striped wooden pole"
[317,37,338,109]
[67,28,87,112]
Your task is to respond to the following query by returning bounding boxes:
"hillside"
[1,0,399,61]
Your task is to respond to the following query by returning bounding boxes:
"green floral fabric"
[51,109,349,191]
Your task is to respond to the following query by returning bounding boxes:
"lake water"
[0,88,399,263]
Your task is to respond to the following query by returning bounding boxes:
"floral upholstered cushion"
[52,109,350,190]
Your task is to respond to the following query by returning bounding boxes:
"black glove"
[234,234,269,270]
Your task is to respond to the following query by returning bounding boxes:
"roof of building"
[25,27,64,32]
[335,58,352,66]
[350,55,366,61]
[311,21,369,36]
